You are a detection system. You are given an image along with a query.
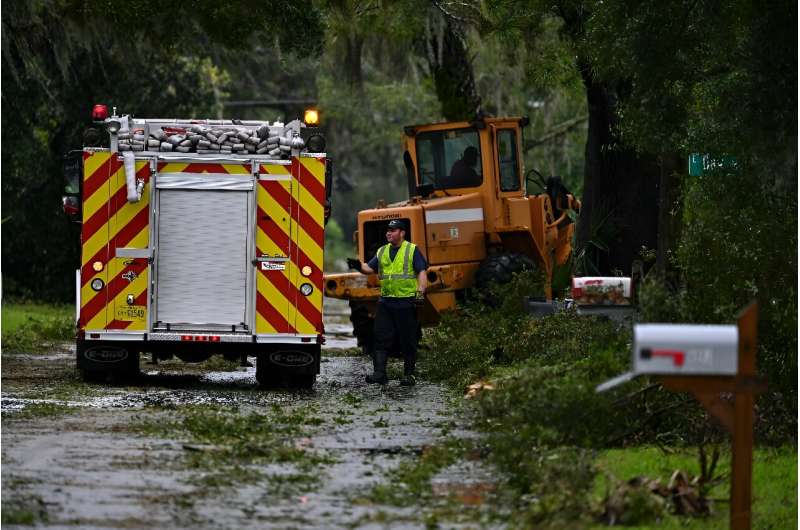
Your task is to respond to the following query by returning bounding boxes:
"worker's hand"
[414,290,425,306]
[346,258,362,271]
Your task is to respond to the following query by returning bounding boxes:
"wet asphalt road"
[1,299,492,530]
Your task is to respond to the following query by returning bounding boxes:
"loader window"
[416,128,482,190]
[497,129,521,192]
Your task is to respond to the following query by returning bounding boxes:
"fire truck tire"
[475,253,537,303]
[290,374,316,389]
[255,355,281,387]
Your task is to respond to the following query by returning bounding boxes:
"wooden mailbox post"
[659,302,765,530]
[597,302,766,530]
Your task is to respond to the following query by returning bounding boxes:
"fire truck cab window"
[497,129,520,192]
[416,128,482,189]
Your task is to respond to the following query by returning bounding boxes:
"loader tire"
[349,302,375,359]
[475,253,537,303]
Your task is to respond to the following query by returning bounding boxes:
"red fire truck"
[63,105,329,388]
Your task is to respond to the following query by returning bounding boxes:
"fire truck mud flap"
[77,339,140,380]
[255,345,320,389]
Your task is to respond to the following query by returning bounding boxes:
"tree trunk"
[655,153,685,277]
[425,15,481,121]
[576,64,660,275]
[344,32,364,89]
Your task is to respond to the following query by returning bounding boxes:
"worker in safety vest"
[347,219,428,385]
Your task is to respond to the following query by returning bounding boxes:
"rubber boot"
[400,373,416,386]
[366,350,389,385]
[400,362,416,386]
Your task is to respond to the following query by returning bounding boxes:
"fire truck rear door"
[254,162,294,334]
[153,161,255,330]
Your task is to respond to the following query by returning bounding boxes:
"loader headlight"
[91,278,105,291]
[300,283,314,296]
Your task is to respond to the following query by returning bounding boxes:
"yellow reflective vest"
[377,241,418,298]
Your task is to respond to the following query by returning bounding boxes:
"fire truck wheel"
[255,355,281,388]
[475,253,537,303]
[349,302,375,358]
[290,374,316,389]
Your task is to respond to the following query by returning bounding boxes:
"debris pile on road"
[464,380,495,399]
[117,120,305,158]
[600,469,712,526]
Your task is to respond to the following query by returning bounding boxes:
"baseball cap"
[387,219,406,230]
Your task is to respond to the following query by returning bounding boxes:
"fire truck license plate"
[115,305,146,322]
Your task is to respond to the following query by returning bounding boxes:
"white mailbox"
[633,324,738,375]
[571,277,632,306]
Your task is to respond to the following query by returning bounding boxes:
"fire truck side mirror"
[325,160,333,200]
[62,151,82,221]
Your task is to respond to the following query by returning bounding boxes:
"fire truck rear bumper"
[82,331,321,344]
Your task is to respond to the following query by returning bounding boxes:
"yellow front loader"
[324,116,580,355]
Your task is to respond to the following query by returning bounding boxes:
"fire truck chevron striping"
[68,107,329,387]
[80,152,152,331]
[255,158,325,335]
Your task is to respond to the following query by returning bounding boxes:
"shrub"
[420,270,544,388]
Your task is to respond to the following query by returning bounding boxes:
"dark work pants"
[373,302,417,375]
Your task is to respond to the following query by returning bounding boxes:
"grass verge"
[592,446,797,529]
[1,302,74,353]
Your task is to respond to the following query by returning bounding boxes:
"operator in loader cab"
[449,145,481,186]
[347,219,427,386]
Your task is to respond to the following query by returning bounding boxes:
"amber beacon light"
[304,108,320,126]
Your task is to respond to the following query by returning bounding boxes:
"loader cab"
[403,117,526,199]
[415,127,483,191]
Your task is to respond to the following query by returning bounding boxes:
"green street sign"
[688,153,738,176]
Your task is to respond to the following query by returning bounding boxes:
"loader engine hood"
[357,192,485,266]
[357,204,425,263]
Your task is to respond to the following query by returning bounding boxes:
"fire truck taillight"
[90,278,104,291]
[300,283,313,296]
[92,261,104,272]
[301,266,312,277]
[92,104,109,122]
[180,335,221,342]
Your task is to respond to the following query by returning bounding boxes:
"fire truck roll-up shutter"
[154,173,253,330]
